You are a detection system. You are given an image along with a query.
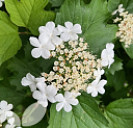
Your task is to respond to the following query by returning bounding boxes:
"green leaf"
[122,44,133,59]
[0,11,21,66]
[48,93,108,128]
[105,98,133,128]
[7,42,54,91]
[55,0,117,55]
[106,70,125,91]
[5,0,55,35]
[0,85,24,106]
[108,57,123,75]
[50,0,65,7]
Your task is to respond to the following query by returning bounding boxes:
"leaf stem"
[19,31,31,35]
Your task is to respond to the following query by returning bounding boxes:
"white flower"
[55,91,79,112]
[33,83,57,107]
[39,22,62,46]
[5,117,15,128]
[87,78,107,97]
[94,68,104,79]
[112,4,125,15]
[29,35,55,59]
[58,21,82,42]
[21,73,45,92]
[101,43,115,68]
[0,101,13,123]
[0,0,4,8]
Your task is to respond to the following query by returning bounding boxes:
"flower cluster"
[22,21,115,112]
[43,39,102,94]
[0,100,21,128]
[112,4,133,48]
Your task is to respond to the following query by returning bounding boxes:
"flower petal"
[72,24,82,34]
[52,36,62,46]
[38,100,48,108]
[57,25,66,33]
[42,49,51,59]
[60,32,70,42]
[64,103,72,112]
[56,102,64,112]
[32,91,43,100]
[46,22,55,32]
[31,48,42,58]
[29,84,36,92]
[29,37,40,47]
[65,22,73,29]
[55,94,64,102]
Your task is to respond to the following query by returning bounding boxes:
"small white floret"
[55,91,79,112]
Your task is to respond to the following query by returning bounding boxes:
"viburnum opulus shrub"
[0,0,133,128]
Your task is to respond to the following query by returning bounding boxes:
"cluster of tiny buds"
[113,5,133,48]
[42,38,102,94]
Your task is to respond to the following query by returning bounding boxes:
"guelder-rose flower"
[55,91,79,112]
[0,0,4,8]
[58,21,82,42]
[29,35,55,59]
[87,78,107,97]
[39,22,62,46]
[33,83,57,107]
[21,73,45,92]
[101,43,115,68]
[0,101,13,123]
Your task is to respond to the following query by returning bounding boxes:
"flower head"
[58,22,82,42]
[87,78,107,97]
[39,22,62,46]
[29,35,55,59]
[113,7,133,47]
[43,39,102,94]
[55,91,79,112]
[101,43,114,68]
[21,73,45,92]
[0,101,13,123]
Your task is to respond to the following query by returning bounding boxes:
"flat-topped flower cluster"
[112,4,133,48]
[21,21,115,112]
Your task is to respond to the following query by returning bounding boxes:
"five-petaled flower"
[39,22,62,46]
[0,101,13,123]
[101,43,115,68]
[55,91,79,112]
[21,73,45,92]
[29,35,55,59]
[87,78,107,97]
[33,83,57,107]
[58,21,82,42]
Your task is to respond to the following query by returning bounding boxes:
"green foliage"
[105,99,133,128]
[48,93,108,128]
[5,0,55,35]
[55,0,118,55]
[108,57,123,75]
[0,11,21,66]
